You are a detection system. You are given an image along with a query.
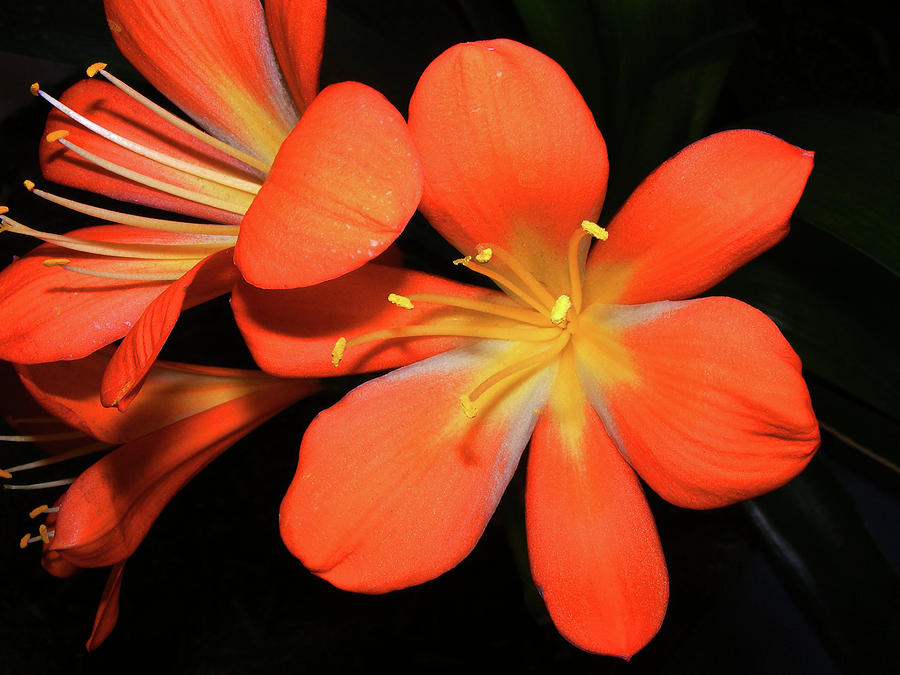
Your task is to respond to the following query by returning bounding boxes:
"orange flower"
[236,40,821,657]
[0,0,421,409]
[5,350,317,649]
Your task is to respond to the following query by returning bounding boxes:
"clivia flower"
[0,0,421,409]
[4,350,318,649]
[233,40,821,657]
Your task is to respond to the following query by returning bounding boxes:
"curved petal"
[574,298,820,509]
[100,249,239,410]
[51,381,308,568]
[266,0,327,113]
[104,0,299,163]
[232,263,507,377]
[0,226,205,364]
[41,79,255,224]
[527,355,667,658]
[584,130,814,305]
[409,39,608,295]
[86,561,126,651]
[280,341,555,593]
[16,350,311,445]
[234,82,423,289]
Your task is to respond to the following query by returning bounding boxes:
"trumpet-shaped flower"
[234,40,820,657]
[0,0,421,409]
[4,350,318,649]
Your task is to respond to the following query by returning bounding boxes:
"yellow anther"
[29,82,40,96]
[0,469,12,479]
[19,533,31,549]
[387,293,414,310]
[42,258,71,267]
[452,255,472,266]
[45,130,70,143]
[0,206,8,216]
[331,337,347,367]
[475,247,493,263]
[550,295,572,326]
[459,395,478,419]
[581,220,609,241]
[23,180,35,192]
[86,62,108,78]
[29,505,49,519]
[38,524,50,544]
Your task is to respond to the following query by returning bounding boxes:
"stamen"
[460,333,570,418]
[568,220,608,312]
[405,293,550,327]
[25,181,240,236]
[29,505,50,518]
[19,533,31,549]
[1,212,232,260]
[455,256,551,318]
[331,337,347,367]
[89,65,271,173]
[38,524,50,544]
[4,441,108,474]
[4,478,76,490]
[550,295,572,327]
[46,131,252,215]
[452,256,472,266]
[475,247,493,263]
[0,431,88,443]
[0,469,12,479]
[387,293,414,310]
[32,84,262,194]
[476,243,558,310]
[49,262,192,282]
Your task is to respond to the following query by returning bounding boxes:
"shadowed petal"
[527,355,667,658]
[575,298,820,509]
[584,130,814,305]
[266,0,327,113]
[86,561,126,652]
[104,0,299,163]
[409,39,607,295]
[280,342,555,593]
[234,82,422,289]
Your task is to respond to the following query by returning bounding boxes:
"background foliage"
[1,0,897,672]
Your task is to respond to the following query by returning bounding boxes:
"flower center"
[331,220,608,418]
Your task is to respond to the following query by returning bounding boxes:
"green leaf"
[745,456,900,672]
[740,107,900,277]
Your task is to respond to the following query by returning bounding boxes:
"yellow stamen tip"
[331,337,347,367]
[0,469,12,479]
[19,533,31,549]
[29,82,40,97]
[581,220,609,241]
[86,62,107,78]
[0,206,8,215]
[475,247,493,263]
[29,505,49,519]
[387,293,414,310]
[42,258,71,267]
[23,180,35,192]
[459,395,478,419]
[38,524,50,544]
[452,255,472,266]
[45,130,70,143]
[550,294,572,326]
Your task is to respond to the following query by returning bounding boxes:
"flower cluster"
[2,0,818,658]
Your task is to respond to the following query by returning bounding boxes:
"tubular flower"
[0,0,422,409]
[237,40,821,657]
[4,349,318,649]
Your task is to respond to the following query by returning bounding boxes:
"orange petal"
[234,82,423,289]
[104,0,299,163]
[86,561,126,652]
[51,380,310,568]
[409,39,608,295]
[0,226,199,364]
[41,79,254,224]
[280,342,555,593]
[527,356,667,658]
[574,298,820,509]
[16,349,315,445]
[584,130,814,305]
[100,249,239,410]
[266,0,327,113]
[232,263,506,377]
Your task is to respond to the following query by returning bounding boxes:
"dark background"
[1,1,898,673]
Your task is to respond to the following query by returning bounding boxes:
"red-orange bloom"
[0,0,421,409]
[6,350,317,649]
[236,40,821,657]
